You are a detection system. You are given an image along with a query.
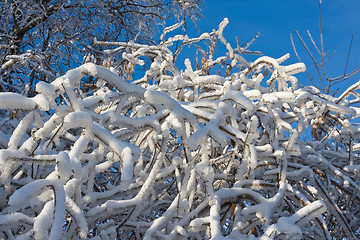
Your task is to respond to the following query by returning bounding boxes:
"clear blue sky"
[185,0,360,91]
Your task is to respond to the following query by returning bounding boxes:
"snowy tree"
[0,18,360,239]
[0,0,202,94]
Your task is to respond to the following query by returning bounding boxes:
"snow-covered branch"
[0,19,359,239]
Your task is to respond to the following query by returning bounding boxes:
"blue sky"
[184,0,360,92]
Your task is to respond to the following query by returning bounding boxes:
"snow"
[252,56,279,69]
[7,111,34,150]
[265,200,325,237]
[33,200,54,239]
[343,164,360,173]
[1,17,359,240]
[284,62,306,75]
[243,89,262,100]
[63,111,93,133]
[93,123,140,160]
[6,179,65,239]
[160,21,184,40]
[273,216,302,235]
[262,93,279,103]
[120,147,134,190]
[32,94,50,111]
[122,52,144,66]
[0,149,26,164]
[275,91,296,102]
[65,196,88,238]
[194,75,226,86]
[220,90,254,111]
[56,151,72,182]
[143,195,180,240]
[0,212,34,225]
[0,92,37,110]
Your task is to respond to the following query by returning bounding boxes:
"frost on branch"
[0,19,360,239]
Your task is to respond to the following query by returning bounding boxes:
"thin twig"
[116,206,136,232]
[290,33,314,84]
[307,30,321,56]
[343,34,354,76]
[244,32,261,50]
[46,123,64,149]
[295,30,326,89]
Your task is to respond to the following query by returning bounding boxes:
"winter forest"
[0,0,359,239]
